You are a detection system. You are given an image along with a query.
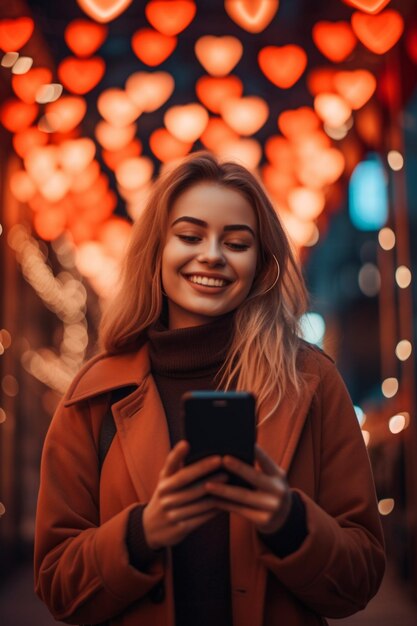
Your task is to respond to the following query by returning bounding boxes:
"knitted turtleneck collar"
[147,311,235,379]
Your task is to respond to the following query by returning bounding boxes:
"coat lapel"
[111,359,171,503]
[256,371,320,472]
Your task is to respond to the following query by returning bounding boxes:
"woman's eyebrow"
[171,216,256,238]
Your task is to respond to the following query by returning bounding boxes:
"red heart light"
[131,28,177,66]
[0,17,34,52]
[45,97,87,133]
[125,71,174,112]
[333,69,377,110]
[145,1,196,36]
[217,139,262,170]
[97,89,140,126]
[164,103,209,143]
[278,107,320,139]
[58,57,105,95]
[225,0,279,34]
[95,120,137,151]
[12,68,53,104]
[314,93,351,128]
[102,139,142,171]
[200,117,239,150]
[0,99,38,132]
[307,67,337,96]
[195,36,243,77]
[149,128,192,162]
[76,0,133,23]
[196,76,243,114]
[312,21,357,62]
[220,96,269,136]
[258,45,307,88]
[13,127,48,158]
[342,0,391,14]
[351,10,404,54]
[64,19,108,57]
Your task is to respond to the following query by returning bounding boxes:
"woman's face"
[162,182,259,329]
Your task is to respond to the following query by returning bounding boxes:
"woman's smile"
[161,182,258,330]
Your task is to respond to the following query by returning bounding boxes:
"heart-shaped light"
[288,187,326,221]
[307,67,337,96]
[13,127,48,158]
[58,57,105,95]
[265,136,294,170]
[164,103,209,142]
[333,69,377,110]
[76,0,133,23]
[145,0,196,36]
[200,117,239,150]
[33,208,67,241]
[45,96,87,133]
[312,21,357,62]
[220,96,269,136]
[224,0,279,33]
[0,17,34,52]
[97,88,140,126]
[131,28,177,66]
[40,171,72,203]
[258,45,307,88]
[102,139,142,170]
[351,10,404,55]
[115,156,154,190]
[12,68,53,104]
[125,71,174,112]
[95,120,137,151]
[70,160,100,193]
[59,138,96,174]
[297,148,345,188]
[342,0,391,14]
[262,164,296,200]
[278,107,320,139]
[0,99,38,132]
[24,145,58,185]
[195,36,243,77]
[64,19,108,57]
[216,138,262,170]
[314,93,351,128]
[10,170,37,203]
[149,128,192,162]
[196,75,243,113]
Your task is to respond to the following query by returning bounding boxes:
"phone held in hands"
[181,391,256,487]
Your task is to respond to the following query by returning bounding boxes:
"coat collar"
[64,347,151,406]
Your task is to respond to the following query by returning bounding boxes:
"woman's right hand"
[142,440,225,550]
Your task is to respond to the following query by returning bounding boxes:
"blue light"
[299,312,326,347]
[349,153,388,231]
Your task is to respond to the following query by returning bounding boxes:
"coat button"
[150,581,165,603]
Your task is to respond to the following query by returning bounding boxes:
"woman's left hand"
[205,444,292,534]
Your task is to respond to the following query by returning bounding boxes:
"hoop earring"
[259,254,280,295]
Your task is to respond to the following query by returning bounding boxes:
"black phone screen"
[181,391,256,486]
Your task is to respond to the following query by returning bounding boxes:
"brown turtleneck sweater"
[125,313,307,626]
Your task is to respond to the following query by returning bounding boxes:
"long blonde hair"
[99,152,309,418]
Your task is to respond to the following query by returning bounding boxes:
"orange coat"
[34,344,385,626]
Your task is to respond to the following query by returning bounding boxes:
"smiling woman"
[34,152,385,626]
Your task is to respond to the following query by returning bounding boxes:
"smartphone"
[181,391,256,487]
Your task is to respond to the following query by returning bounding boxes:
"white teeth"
[187,275,227,287]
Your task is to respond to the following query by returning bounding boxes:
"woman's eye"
[226,242,250,251]
[177,234,201,244]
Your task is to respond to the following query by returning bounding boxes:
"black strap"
[98,386,136,472]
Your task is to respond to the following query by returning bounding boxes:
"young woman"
[34,152,385,626]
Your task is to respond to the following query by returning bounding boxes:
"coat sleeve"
[257,361,386,618]
[34,397,164,624]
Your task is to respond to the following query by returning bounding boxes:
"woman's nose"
[197,238,226,265]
